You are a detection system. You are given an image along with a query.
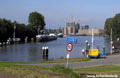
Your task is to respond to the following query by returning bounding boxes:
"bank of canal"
[0,36,111,62]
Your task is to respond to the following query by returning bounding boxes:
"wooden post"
[45,46,49,61]
[42,46,45,60]
[42,46,49,61]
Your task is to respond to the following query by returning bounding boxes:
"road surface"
[22,54,120,69]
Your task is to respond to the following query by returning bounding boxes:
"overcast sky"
[0,0,120,29]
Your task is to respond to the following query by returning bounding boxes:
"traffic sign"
[66,38,77,43]
[66,43,73,52]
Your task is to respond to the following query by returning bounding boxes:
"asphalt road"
[23,54,120,69]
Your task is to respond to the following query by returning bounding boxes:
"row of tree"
[0,11,45,42]
[104,13,120,40]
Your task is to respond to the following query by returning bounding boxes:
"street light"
[110,41,113,54]
[13,24,16,42]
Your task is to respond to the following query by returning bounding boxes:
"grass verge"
[51,65,80,78]
[0,57,90,64]
[74,65,120,78]
[40,57,90,63]
[74,65,120,73]
[0,62,79,78]
[0,62,120,78]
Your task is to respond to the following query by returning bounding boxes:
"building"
[81,25,89,30]
[78,29,104,36]
[63,21,80,36]
[63,19,104,36]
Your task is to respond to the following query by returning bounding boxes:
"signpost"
[65,37,77,68]
[66,43,73,68]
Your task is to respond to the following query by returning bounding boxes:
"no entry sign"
[66,43,73,52]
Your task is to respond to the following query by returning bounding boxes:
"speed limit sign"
[66,43,73,52]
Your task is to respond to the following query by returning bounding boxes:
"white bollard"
[82,49,85,57]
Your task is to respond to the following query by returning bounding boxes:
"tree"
[0,18,13,42]
[112,13,120,39]
[104,18,113,38]
[28,11,45,34]
[104,13,120,40]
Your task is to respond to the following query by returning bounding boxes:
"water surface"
[0,36,110,62]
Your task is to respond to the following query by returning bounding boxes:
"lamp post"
[92,28,94,49]
[110,28,112,54]
[13,24,16,42]
[111,41,113,54]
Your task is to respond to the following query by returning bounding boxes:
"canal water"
[0,36,111,62]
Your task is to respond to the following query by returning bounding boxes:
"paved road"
[23,54,120,69]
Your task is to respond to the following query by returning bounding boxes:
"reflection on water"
[0,36,111,62]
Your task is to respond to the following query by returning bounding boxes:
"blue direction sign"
[66,37,77,43]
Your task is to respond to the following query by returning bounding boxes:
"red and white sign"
[66,43,73,52]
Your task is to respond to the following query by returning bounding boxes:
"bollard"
[45,46,49,61]
[117,38,119,41]
[112,46,114,53]
[86,44,90,55]
[85,40,89,56]
[82,49,85,57]
[42,46,49,61]
[25,37,28,43]
[31,38,34,42]
[3,42,5,46]
[6,42,9,45]
[8,38,11,45]
[42,46,45,60]
[88,44,90,49]
[0,42,2,47]
[7,40,10,45]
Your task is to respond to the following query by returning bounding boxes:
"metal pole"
[13,24,16,42]
[66,58,69,68]
[92,28,94,49]
[66,53,70,68]
[111,41,113,54]
[110,28,112,54]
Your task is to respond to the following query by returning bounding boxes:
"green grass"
[74,65,120,73]
[0,62,80,78]
[51,65,80,78]
[1,59,120,78]
[73,65,120,78]
[0,57,90,78]
[1,62,120,78]
[40,57,90,63]
[0,57,90,65]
